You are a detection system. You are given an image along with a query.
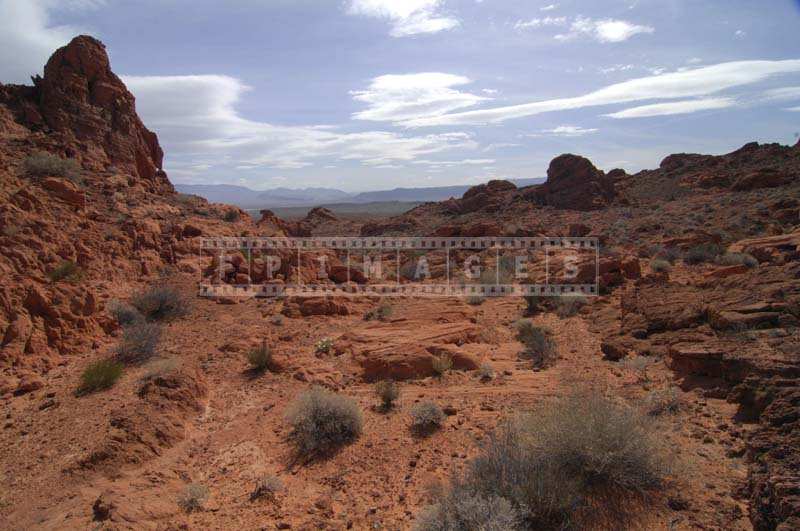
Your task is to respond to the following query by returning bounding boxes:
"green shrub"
[466,295,485,306]
[247,343,273,373]
[250,474,283,502]
[555,296,586,318]
[285,387,363,459]
[24,151,80,180]
[76,359,123,396]
[131,284,189,322]
[410,401,445,435]
[177,483,209,513]
[684,243,722,265]
[514,321,557,368]
[108,300,142,327]
[478,362,495,382]
[375,379,400,410]
[47,260,83,283]
[116,322,161,364]
[364,302,393,321]
[431,353,453,377]
[653,246,681,264]
[417,390,672,529]
[314,337,333,354]
[717,252,758,268]
[414,492,521,531]
[644,387,682,416]
[650,259,671,273]
[223,209,241,222]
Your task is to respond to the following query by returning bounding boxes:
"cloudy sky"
[1,0,799,191]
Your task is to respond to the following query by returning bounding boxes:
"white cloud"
[763,86,800,101]
[411,158,496,166]
[787,106,800,112]
[350,73,488,123]
[122,75,476,175]
[514,16,567,30]
[605,97,736,118]
[555,16,654,43]
[735,29,746,38]
[0,0,83,83]
[540,4,558,11]
[527,125,598,137]
[482,88,499,95]
[687,57,703,65]
[599,64,635,74]
[403,59,800,126]
[348,0,459,37]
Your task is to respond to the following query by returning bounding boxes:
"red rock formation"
[1,35,171,193]
[526,154,616,211]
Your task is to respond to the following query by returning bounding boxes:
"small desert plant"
[270,314,284,326]
[364,302,393,321]
[417,390,672,529]
[131,284,188,322]
[285,386,363,459]
[116,322,161,364]
[653,246,681,264]
[247,343,273,373]
[431,353,453,377]
[523,295,547,315]
[644,387,683,416]
[555,296,586,318]
[24,151,80,180]
[466,295,485,306]
[515,321,557,369]
[413,492,521,531]
[410,401,445,435]
[178,483,209,513]
[650,259,671,273]
[47,260,83,283]
[478,362,495,382]
[223,209,241,222]
[107,300,142,327]
[717,252,758,268]
[619,356,655,383]
[141,357,178,381]
[375,379,400,410]
[250,474,283,502]
[684,243,722,265]
[76,359,123,396]
[314,337,333,354]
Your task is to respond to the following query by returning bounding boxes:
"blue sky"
[1,0,799,191]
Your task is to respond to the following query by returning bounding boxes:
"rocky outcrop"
[525,154,616,211]
[1,35,171,193]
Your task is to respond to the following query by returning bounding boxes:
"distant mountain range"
[176,178,545,208]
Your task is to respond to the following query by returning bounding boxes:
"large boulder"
[526,154,615,210]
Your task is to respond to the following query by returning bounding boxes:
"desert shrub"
[653,246,681,264]
[131,284,189,322]
[178,483,209,513]
[116,322,161,364]
[107,300,142,327]
[223,209,241,222]
[314,337,333,354]
[285,387,363,459]
[410,401,445,435]
[24,151,80,180]
[478,362,495,382]
[514,321,557,368]
[76,359,123,396]
[644,387,682,416]
[47,260,83,283]
[555,296,586,318]
[247,343,274,373]
[650,259,671,273]
[717,252,758,268]
[431,353,453,376]
[250,474,283,502]
[466,295,485,306]
[364,302,393,321]
[375,379,400,410]
[413,492,521,531]
[270,314,284,326]
[418,390,671,529]
[523,295,547,315]
[619,356,655,383]
[684,243,722,265]
[141,357,178,381]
